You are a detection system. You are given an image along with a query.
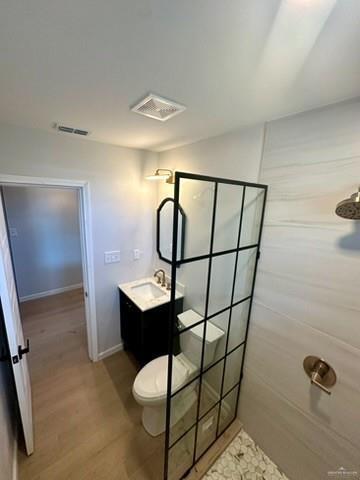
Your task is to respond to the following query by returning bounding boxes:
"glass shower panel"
[169,377,199,447]
[227,299,250,352]
[213,184,243,253]
[208,252,236,316]
[168,427,196,480]
[233,247,257,304]
[195,405,219,460]
[203,310,229,368]
[218,387,238,435]
[174,326,203,376]
[179,179,215,259]
[165,173,267,480]
[176,258,209,319]
[223,345,244,395]
[240,187,265,247]
[199,360,224,417]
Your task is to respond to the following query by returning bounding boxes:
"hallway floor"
[18,289,164,480]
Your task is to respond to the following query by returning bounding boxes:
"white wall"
[3,186,82,300]
[0,123,158,357]
[239,99,360,479]
[157,125,264,186]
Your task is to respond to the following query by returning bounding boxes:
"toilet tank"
[178,310,224,368]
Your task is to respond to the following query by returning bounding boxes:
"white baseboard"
[97,342,124,361]
[20,283,83,303]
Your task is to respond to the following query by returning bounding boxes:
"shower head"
[335,187,360,220]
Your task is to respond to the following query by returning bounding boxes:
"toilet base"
[142,388,197,437]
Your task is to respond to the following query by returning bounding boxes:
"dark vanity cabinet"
[119,289,183,365]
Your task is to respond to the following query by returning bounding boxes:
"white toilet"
[132,309,224,437]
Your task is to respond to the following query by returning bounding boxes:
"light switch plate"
[9,227,18,237]
[133,249,141,260]
[104,251,121,264]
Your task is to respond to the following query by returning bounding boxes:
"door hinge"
[18,339,30,360]
[257,250,261,260]
[84,291,88,298]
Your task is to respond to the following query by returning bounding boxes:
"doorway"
[0,175,97,364]
[1,183,93,360]
[0,175,97,459]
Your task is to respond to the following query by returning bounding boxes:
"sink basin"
[119,276,184,312]
[130,282,166,301]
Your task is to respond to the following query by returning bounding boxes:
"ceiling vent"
[53,123,90,136]
[131,94,186,122]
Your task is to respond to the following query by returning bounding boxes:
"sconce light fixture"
[146,169,175,184]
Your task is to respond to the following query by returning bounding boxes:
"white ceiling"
[1,0,360,152]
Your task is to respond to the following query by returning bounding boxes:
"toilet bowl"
[132,309,224,437]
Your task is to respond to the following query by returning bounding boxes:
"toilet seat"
[133,355,188,404]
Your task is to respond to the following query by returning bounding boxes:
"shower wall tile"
[256,239,360,349]
[246,303,360,447]
[239,98,360,480]
[239,372,359,480]
[261,98,360,168]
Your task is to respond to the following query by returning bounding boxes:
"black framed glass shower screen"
[164,172,267,480]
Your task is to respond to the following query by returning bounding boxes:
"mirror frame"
[156,197,186,265]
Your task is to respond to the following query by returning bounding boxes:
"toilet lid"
[133,355,188,400]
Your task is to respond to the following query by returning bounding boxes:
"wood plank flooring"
[18,289,164,480]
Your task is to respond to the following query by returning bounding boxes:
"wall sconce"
[146,169,175,184]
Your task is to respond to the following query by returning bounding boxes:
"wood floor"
[18,289,164,480]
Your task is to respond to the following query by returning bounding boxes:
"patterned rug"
[203,430,289,480]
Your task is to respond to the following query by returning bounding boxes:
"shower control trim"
[303,355,336,395]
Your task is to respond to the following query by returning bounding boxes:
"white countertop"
[118,276,184,312]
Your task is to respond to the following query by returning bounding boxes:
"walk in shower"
[164,172,267,480]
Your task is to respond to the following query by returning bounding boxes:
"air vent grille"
[131,94,186,122]
[53,123,90,136]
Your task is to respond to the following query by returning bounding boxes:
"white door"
[0,192,34,455]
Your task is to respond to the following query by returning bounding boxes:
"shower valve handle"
[303,356,336,395]
[310,372,331,395]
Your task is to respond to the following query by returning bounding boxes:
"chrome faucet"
[154,269,166,287]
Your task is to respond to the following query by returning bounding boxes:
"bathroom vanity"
[118,277,184,365]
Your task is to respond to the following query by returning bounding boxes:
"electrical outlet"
[9,227,18,237]
[104,251,120,264]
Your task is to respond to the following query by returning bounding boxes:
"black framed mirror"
[157,197,185,264]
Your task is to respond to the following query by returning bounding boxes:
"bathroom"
[0,2,359,480]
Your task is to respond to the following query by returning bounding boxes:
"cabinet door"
[120,292,141,353]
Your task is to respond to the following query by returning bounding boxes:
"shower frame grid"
[164,171,267,480]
